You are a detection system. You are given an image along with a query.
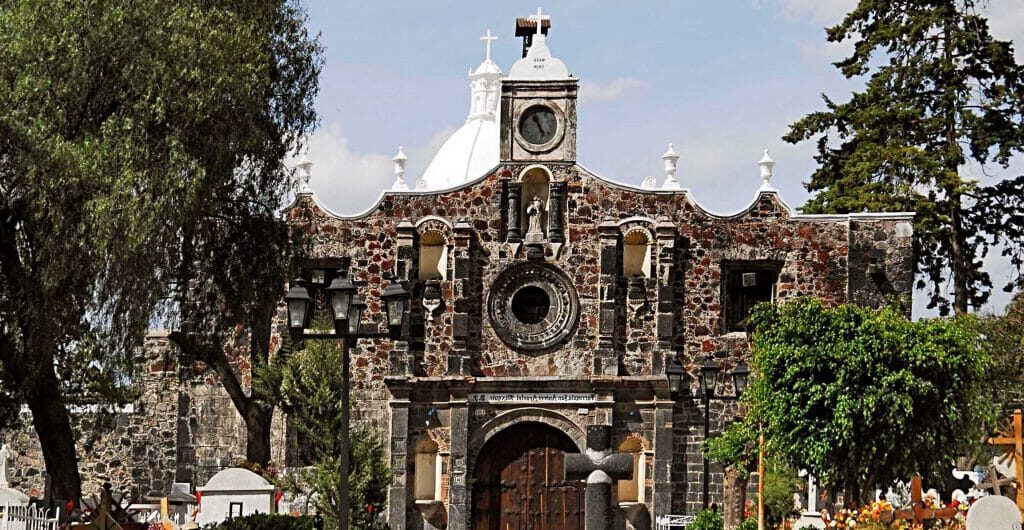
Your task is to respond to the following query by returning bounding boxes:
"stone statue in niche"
[525,195,546,243]
[0,443,9,488]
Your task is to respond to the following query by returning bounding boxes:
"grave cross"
[976,463,1016,496]
[480,29,497,61]
[987,409,1024,518]
[894,474,959,526]
[529,7,550,37]
[564,425,634,530]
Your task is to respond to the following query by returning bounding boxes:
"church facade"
[286,12,915,530]
[0,11,916,530]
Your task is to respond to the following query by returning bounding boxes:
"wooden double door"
[472,422,584,530]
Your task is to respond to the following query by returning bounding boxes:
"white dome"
[200,468,273,492]
[420,118,499,189]
[419,34,503,191]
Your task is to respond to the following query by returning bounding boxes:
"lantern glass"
[287,299,307,329]
[331,291,352,322]
[347,297,365,335]
[666,358,685,397]
[284,279,311,331]
[699,356,721,397]
[387,298,405,327]
[731,362,750,397]
[381,279,410,329]
[326,273,356,323]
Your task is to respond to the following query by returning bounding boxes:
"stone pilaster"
[386,382,411,530]
[447,384,470,530]
[652,402,675,521]
[547,181,567,243]
[505,181,522,242]
[654,217,677,375]
[595,217,619,376]
[449,220,473,375]
[391,219,416,377]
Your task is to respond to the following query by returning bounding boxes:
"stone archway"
[471,420,584,530]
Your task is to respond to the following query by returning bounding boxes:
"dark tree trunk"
[25,368,82,504]
[950,199,969,315]
[723,465,748,530]
[245,402,274,465]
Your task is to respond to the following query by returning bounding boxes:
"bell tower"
[500,8,578,165]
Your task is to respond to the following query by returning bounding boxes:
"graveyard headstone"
[0,443,29,507]
[966,494,1022,530]
[195,468,276,527]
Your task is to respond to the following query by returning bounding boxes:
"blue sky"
[299,1,1024,315]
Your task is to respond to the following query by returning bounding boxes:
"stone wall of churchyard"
[0,331,291,499]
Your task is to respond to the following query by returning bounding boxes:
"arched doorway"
[472,421,584,530]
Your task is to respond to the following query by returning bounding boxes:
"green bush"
[204,514,314,530]
[762,465,800,526]
[689,509,723,530]
[737,518,758,530]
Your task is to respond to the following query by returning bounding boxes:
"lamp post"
[667,354,749,511]
[284,271,409,530]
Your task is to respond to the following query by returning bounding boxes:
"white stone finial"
[296,155,313,194]
[481,29,497,61]
[529,7,550,37]
[391,146,409,191]
[661,143,681,190]
[758,149,776,191]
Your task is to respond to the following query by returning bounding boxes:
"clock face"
[518,105,558,145]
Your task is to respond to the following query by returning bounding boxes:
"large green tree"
[981,291,1024,408]
[784,0,1024,315]
[0,0,319,502]
[748,298,989,502]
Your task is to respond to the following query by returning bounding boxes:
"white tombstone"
[0,444,29,507]
[793,470,825,529]
[966,495,1022,530]
[195,468,276,527]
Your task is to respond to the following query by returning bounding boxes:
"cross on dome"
[480,29,497,61]
[529,7,550,37]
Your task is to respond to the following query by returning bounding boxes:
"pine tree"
[784,0,1024,315]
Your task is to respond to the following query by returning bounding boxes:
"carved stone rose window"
[487,262,579,351]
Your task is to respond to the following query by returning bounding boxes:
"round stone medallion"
[487,262,579,351]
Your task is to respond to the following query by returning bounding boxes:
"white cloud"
[578,78,648,105]
[984,0,1024,62]
[298,123,455,215]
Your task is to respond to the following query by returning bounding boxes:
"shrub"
[689,509,723,530]
[203,514,314,530]
[737,517,757,530]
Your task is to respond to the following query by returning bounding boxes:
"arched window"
[520,167,550,239]
[418,231,448,281]
[622,229,652,278]
[413,439,442,501]
[617,436,646,504]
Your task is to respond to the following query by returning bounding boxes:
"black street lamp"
[284,271,409,530]
[675,353,750,511]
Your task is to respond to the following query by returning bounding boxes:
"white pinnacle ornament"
[391,146,409,191]
[758,149,776,191]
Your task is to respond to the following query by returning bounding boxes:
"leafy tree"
[981,291,1024,409]
[748,298,989,503]
[0,0,319,502]
[269,340,390,530]
[783,0,1024,315]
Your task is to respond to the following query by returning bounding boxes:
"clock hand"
[532,114,545,135]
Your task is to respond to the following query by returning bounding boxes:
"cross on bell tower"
[480,29,497,61]
[514,7,551,57]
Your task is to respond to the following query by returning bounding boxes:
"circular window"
[487,263,579,351]
[511,286,551,324]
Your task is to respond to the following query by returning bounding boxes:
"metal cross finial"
[480,29,498,61]
[529,7,550,37]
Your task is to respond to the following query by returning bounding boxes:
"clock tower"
[500,8,577,164]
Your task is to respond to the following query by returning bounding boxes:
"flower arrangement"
[819,497,971,529]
